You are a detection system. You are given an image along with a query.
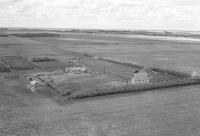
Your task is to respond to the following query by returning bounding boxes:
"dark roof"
[133,70,140,74]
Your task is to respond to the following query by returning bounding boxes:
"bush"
[83,52,93,57]
[99,57,144,69]
[59,88,73,96]
[148,67,190,78]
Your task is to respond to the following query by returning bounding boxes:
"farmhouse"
[26,76,40,92]
[131,70,149,85]
[191,71,200,78]
[65,65,88,73]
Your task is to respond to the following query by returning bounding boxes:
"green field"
[40,72,120,96]
[29,33,200,73]
[0,62,10,72]
[1,56,37,70]
[34,61,67,70]
[1,29,200,136]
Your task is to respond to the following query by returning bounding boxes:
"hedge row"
[98,57,190,78]
[69,78,200,99]
[83,53,144,69]
[83,53,189,78]
[148,67,190,78]
[32,57,57,62]
[98,57,144,69]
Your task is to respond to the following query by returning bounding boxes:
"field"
[12,33,60,37]
[1,29,200,135]
[40,72,120,96]
[1,56,37,70]
[81,55,186,82]
[34,61,68,71]
[82,57,139,81]
[0,62,10,72]
[30,33,200,73]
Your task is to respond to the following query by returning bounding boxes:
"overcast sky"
[0,0,200,30]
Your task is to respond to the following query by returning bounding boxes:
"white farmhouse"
[131,70,149,85]
[191,71,200,78]
[65,65,88,73]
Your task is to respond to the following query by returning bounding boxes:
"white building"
[131,70,149,85]
[191,71,200,78]
[65,66,88,73]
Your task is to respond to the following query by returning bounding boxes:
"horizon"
[1,27,200,33]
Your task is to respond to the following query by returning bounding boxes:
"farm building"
[26,76,40,92]
[65,65,88,73]
[191,71,200,78]
[131,70,149,85]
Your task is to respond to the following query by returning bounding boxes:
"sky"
[0,0,200,30]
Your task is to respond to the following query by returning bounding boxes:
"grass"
[69,78,200,99]
[83,53,189,82]
[84,53,144,69]
[0,62,10,72]
[93,56,190,78]
[34,61,67,70]
[36,52,194,99]
[1,56,37,70]
[39,72,120,96]
[39,75,80,96]
[98,57,144,69]
[38,59,197,99]
[148,70,180,82]
[82,57,137,81]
